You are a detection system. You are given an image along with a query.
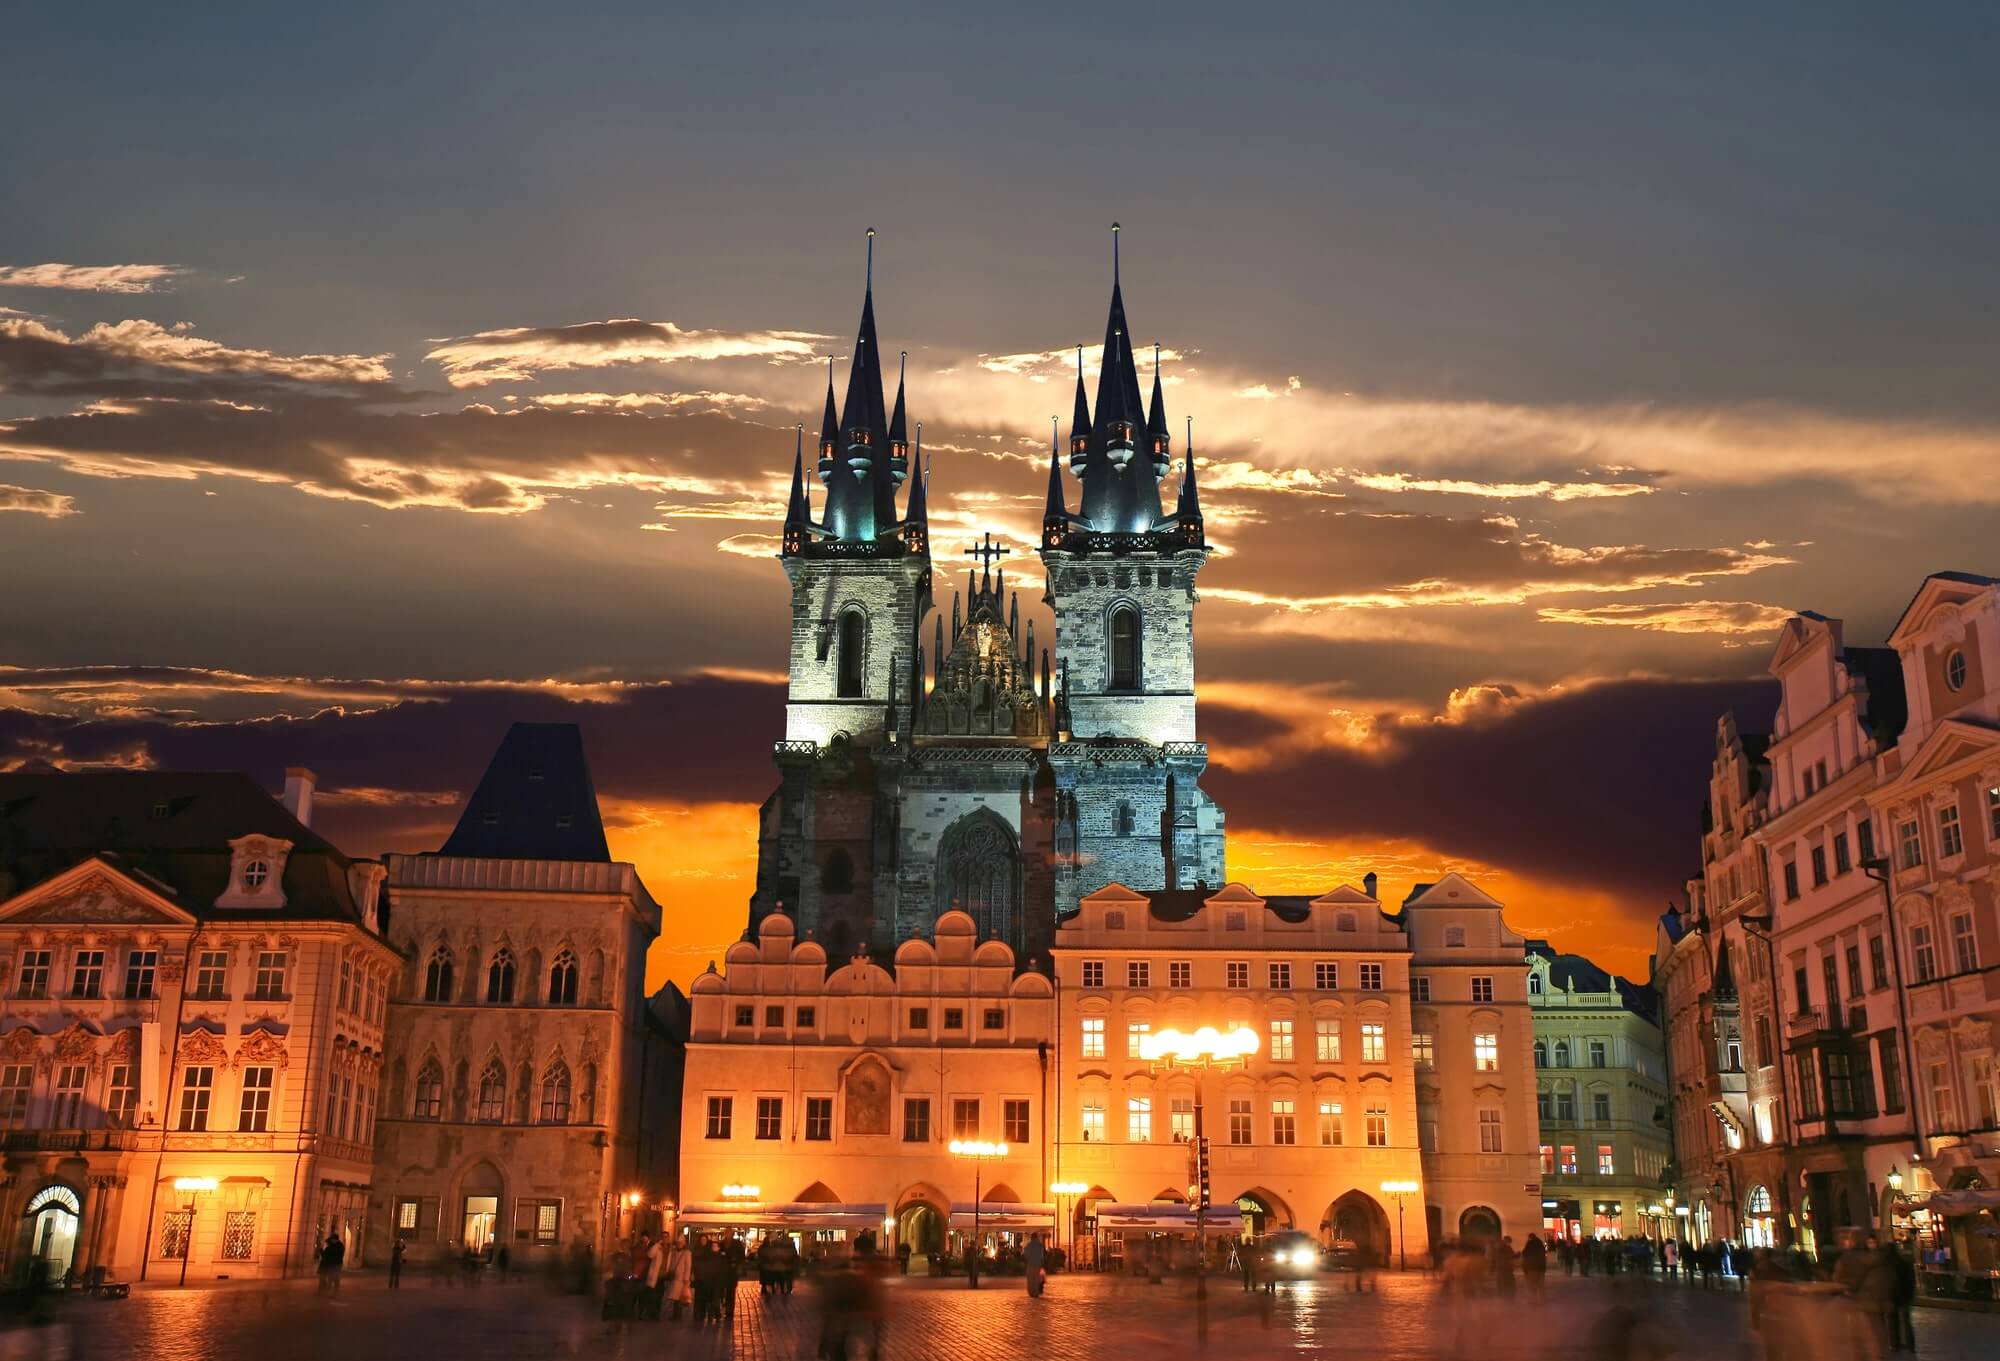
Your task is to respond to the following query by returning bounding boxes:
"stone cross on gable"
[965,534,1010,570]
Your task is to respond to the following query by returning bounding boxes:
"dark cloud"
[0,317,400,403]
[1205,676,1779,914]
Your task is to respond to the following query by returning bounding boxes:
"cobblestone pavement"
[10,1269,1996,1361]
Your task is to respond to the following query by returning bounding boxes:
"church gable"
[0,858,198,927]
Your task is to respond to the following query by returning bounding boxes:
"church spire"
[901,423,929,554]
[820,228,904,543]
[1176,415,1204,547]
[783,424,811,556]
[1067,345,1092,474]
[1146,342,1171,478]
[1043,415,1069,549]
[815,357,837,482]
[887,349,910,487]
[1074,224,1166,535]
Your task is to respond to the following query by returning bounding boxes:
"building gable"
[0,857,198,927]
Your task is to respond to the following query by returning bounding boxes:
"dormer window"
[242,861,270,890]
[219,836,293,910]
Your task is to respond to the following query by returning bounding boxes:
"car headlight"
[1292,1249,1314,1266]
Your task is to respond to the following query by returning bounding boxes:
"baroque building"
[0,768,397,1282]
[750,233,1220,967]
[1526,942,1672,1244]
[368,723,677,1268]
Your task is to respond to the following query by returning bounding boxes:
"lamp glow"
[948,1140,1008,1158]
[1379,1179,1419,1196]
[1050,1181,1089,1195]
[1137,1026,1259,1064]
[172,1177,219,1194]
[720,1184,761,1200]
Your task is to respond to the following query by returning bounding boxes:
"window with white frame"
[1081,1101,1106,1142]
[1081,1016,1105,1059]
[1314,961,1338,991]
[192,950,228,999]
[1365,1102,1388,1146]
[1940,804,1965,858]
[756,1095,783,1140]
[1359,962,1383,991]
[1412,1031,1435,1067]
[1081,960,1105,989]
[1228,1097,1252,1145]
[16,950,49,999]
[1478,1108,1503,1153]
[1128,960,1150,988]
[69,949,104,998]
[1951,912,1979,974]
[1269,961,1292,990]
[1988,786,2000,841]
[106,1063,136,1127]
[1315,1017,1341,1063]
[222,1210,257,1260]
[1474,1032,1500,1071]
[1170,1097,1194,1143]
[159,1210,193,1259]
[1168,960,1192,989]
[123,950,158,1000]
[1271,1098,1296,1145]
[1899,819,1924,870]
[238,1065,274,1131]
[1221,960,1246,989]
[0,1065,31,1129]
[1318,1100,1343,1145]
[1128,1095,1152,1142]
[951,1097,980,1139]
[252,951,287,1000]
[1598,1143,1615,1175]
[178,1065,214,1131]
[1592,1090,1612,1123]
[1269,1018,1294,1061]
[1004,1098,1030,1144]
[1559,1144,1578,1174]
[1361,1022,1386,1064]
[1410,975,1430,1003]
[51,1064,85,1127]
[805,1096,833,1141]
[1471,975,1494,1003]
[1911,925,1938,983]
[1127,1020,1151,1058]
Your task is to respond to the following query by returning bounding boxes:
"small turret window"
[837,611,865,698]
[1108,606,1142,691]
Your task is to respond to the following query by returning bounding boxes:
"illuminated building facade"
[749,234,1218,966]
[0,768,397,1282]
[367,723,676,1269]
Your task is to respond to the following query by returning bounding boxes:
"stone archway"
[1234,1187,1294,1237]
[1459,1205,1501,1245]
[1325,1190,1391,1263]
[895,1184,948,1257]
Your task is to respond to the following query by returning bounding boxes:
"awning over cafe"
[677,1202,887,1229]
[948,1202,1055,1229]
[1094,1203,1245,1235]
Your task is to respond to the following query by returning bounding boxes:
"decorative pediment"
[1889,574,1996,648]
[0,859,197,928]
[1766,615,1825,676]
[1893,720,2000,791]
[1,1027,40,1062]
[215,835,292,910]
[52,1022,100,1063]
[178,1027,229,1066]
[233,1028,291,1071]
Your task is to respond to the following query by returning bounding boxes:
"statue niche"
[935,808,1021,946]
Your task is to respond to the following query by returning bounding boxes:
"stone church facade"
[751,235,1224,967]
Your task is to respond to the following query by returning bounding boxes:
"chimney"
[1362,871,1378,900]
[281,768,317,827]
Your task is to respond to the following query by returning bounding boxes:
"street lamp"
[171,1177,218,1288]
[1380,1180,1420,1272]
[1050,1182,1089,1259]
[1139,1024,1258,1337]
[1886,1165,1903,1193]
[949,1139,1007,1289]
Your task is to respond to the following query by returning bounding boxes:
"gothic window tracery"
[547,949,579,1005]
[539,1060,572,1124]
[476,1060,506,1122]
[423,947,454,1003]
[486,948,516,1004]
[935,811,1020,945]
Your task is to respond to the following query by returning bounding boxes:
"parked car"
[1258,1231,1322,1280]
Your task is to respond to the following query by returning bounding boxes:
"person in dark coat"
[388,1238,405,1289]
[1494,1236,1518,1297]
[1521,1233,1548,1299]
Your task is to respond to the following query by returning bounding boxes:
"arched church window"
[539,1061,572,1124]
[821,849,855,894]
[936,812,1020,943]
[1108,606,1142,691]
[423,946,454,1002]
[486,949,516,1004]
[413,1061,443,1119]
[476,1061,507,1122]
[837,611,865,698]
[548,949,579,1005]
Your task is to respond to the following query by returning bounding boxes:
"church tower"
[758,231,932,954]
[1041,226,1225,908]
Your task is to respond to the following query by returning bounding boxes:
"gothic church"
[749,233,1226,967]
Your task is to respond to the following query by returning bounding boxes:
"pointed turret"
[815,358,838,482]
[1067,347,1092,474]
[888,350,910,487]
[1072,224,1167,535]
[820,228,899,542]
[901,424,929,554]
[1043,416,1070,549]
[1176,415,1204,547]
[783,424,811,556]
[1146,343,1171,478]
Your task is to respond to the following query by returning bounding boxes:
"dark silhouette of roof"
[0,769,365,922]
[1840,646,1908,743]
[437,723,611,862]
[1528,939,1659,1021]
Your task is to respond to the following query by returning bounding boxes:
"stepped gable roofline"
[0,769,368,924]
[437,722,611,863]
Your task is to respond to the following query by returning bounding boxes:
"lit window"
[1479,1108,1503,1153]
[1314,962,1337,990]
[1082,960,1105,989]
[222,1211,257,1261]
[1471,976,1494,1003]
[1271,1098,1296,1146]
[1081,1102,1106,1142]
[159,1211,194,1260]
[1560,1144,1578,1175]
[1318,1100,1343,1145]
[1598,1144,1616,1175]
[1315,1018,1341,1063]
[1474,1033,1500,1071]
[1128,1096,1152,1142]
[1081,1016,1105,1059]
[1127,1021,1151,1058]
[1359,962,1383,991]
[1226,961,1250,989]
[1269,1018,1294,1061]
[1365,1103,1388,1147]
[1411,1031,1435,1067]
[1540,1144,1555,1174]
[1361,1023,1386,1064]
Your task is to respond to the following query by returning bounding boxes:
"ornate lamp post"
[949,1139,1007,1289]
[1139,1025,1258,1338]
[171,1177,217,1288]
[1050,1181,1089,1259]
[1380,1179,1419,1272]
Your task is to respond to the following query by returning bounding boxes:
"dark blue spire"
[1146,342,1171,479]
[1067,345,1092,475]
[1075,224,1166,535]
[1176,415,1203,547]
[1043,415,1069,549]
[784,424,811,555]
[822,229,900,543]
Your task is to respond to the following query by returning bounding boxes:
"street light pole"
[949,1140,1006,1290]
[171,1177,217,1288]
[1380,1180,1419,1272]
